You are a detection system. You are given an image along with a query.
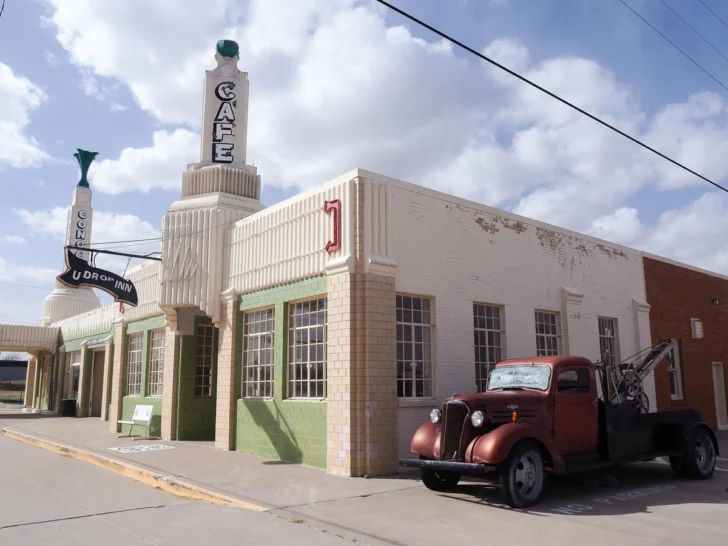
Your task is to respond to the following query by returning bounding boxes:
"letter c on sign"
[215,81,236,101]
[78,210,87,220]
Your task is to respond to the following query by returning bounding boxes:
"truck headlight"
[429,409,441,424]
[471,410,484,427]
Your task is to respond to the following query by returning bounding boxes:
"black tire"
[421,467,461,491]
[499,441,546,508]
[681,427,717,480]
[669,455,688,478]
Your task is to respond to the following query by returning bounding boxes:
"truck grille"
[439,400,470,461]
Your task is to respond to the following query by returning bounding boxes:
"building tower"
[160,40,264,324]
[41,150,101,325]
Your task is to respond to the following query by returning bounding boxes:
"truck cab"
[400,355,718,508]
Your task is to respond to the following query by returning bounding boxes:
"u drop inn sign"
[57,249,139,306]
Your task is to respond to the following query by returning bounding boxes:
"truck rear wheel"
[499,440,545,508]
[681,427,717,480]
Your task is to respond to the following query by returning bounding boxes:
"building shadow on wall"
[243,401,303,464]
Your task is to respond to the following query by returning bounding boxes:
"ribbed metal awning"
[0,324,60,354]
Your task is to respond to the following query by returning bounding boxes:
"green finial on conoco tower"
[216,39,239,58]
[73,149,98,188]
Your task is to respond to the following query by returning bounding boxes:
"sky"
[2,0,728,330]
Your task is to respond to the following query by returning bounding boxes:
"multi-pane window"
[195,324,214,397]
[126,333,143,396]
[473,303,504,391]
[68,352,81,398]
[288,298,327,399]
[147,329,165,397]
[396,295,433,398]
[598,317,619,368]
[535,311,560,356]
[242,308,275,398]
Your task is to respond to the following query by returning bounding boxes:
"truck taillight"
[512,410,518,423]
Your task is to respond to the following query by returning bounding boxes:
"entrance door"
[90,351,105,418]
[553,366,599,456]
[712,362,728,430]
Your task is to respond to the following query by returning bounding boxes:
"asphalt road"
[0,436,351,545]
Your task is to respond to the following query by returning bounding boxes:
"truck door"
[553,366,598,456]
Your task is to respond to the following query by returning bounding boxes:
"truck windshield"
[487,365,552,391]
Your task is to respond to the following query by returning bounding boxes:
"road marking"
[550,485,675,514]
[108,444,175,453]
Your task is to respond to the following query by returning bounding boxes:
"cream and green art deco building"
[1,40,680,476]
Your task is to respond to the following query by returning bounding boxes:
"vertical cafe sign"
[202,39,248,166]
[71,209,89,258]
[212,80,237,164]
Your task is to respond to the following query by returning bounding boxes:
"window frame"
[396,293,435,399]
[667,338,684,401]
[147,328,165,397]
[556,367,591,394]
[534,310,560,356]
[287,297,327,400]
[241,306,276,399]
[68,351,81,399]
[126,332,144,396]
[195,323,215,397]
[473,302,505,391]
[597,316,620,369]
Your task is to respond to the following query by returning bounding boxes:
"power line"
[619,0,728,94]
[659,0,728,65]
[0,281,54,292]
[374,0,728,194]
[92,237,161,246]
[697,0,728,31]
[0,1,5,21]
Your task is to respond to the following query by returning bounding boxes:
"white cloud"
[42,0,728,274]
[3,235,27,245]
[45,50,59,67]
[0,258,58,285]
[89,129,198,194]
[0,63,50,169]
[590,192,728,274]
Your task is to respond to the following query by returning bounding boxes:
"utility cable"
[697,0,728,31]
[659,0,728,65]
[619,0,728,94]
[373,0,728,194]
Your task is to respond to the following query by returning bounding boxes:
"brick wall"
[385,180,651,457]
[643,256,728,430]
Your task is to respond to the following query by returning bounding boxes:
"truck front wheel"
[499,441,545,508]
[421,468,461,491]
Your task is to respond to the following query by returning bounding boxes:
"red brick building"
[643,254,728,431]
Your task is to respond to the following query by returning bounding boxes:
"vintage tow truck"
[399,341,719,508]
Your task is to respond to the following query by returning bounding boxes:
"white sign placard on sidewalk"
[108,444,174,454]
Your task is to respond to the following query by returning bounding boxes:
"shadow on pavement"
[437,463,728,516]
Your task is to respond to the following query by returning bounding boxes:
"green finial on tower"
[216,39,239,58]
[73,149,98,188]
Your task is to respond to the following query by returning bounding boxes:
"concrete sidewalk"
[2,407,727,546]
[0,409,420,512]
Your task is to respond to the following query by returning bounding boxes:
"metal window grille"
[126,333,143,396]
[195,324,214,397]
[147,329,165,397]
[288,298,327,399]
[242,308,275,398]
[598,317,619,368]
[396,295,433,398]
[535,311,559,356]
[473,303,503,391]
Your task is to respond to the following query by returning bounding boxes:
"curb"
[0,428,268,512]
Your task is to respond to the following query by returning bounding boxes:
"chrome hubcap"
[514,452,541,499]
[695,436,716,473]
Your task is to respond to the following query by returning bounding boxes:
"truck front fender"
[467,423,565,472]
[410,421,441,459]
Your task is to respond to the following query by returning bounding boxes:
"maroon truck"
[399,352,718,508]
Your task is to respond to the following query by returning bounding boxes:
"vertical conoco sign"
[324,199,341,254]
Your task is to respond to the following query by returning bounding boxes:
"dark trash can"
[61,398,76,417]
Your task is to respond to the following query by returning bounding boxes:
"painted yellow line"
[0,428,268,512]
